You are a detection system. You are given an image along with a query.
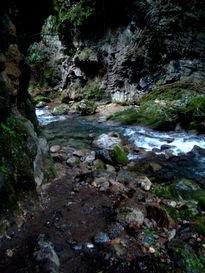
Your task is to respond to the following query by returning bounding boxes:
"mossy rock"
[0,114,37,212]
[52,104,70,115]
[194,223,205,236]
[151,184,173,199]
[74,100,96,115]
[109,83,205,132]
[169,179,203,201]
[111,146,128,164]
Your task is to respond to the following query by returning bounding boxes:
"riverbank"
[0,102,205,272]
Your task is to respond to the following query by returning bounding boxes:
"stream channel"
[36,107,205,186]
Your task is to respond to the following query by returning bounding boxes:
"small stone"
[72,245,82,251]
[168,229,176,241]
[106,164,116,172]
[94,232,109,244]
[169,201,177,208]
[6,249,13,257]
[36,101,47,108]
[137,176,152,191]
[50,145,61,153]
[149,246,156,253]
[149,162,162,172]
[86,243,94,249]
[66,156,80,167]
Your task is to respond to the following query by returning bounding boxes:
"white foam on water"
[35,108,68,125]
[123,126,205,155]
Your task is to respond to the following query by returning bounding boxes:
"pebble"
[86,243,94,249]
[50,145,61,153]
[72,245,82,251]
[149,246,156,253]
[6,249,13,257]
[94,232,110,244]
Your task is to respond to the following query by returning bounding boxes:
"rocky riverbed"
[0,103,205,273]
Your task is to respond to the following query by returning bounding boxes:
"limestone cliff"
[36,0,205,104]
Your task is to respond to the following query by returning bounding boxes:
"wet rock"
[94,232,110,244]
[137,176,152,191]
[115,205,145,226]
[93,132,123,150]
[146,203,175,229]
[66,156,80,167]
[33,234,60,273]
[50,145,61,153]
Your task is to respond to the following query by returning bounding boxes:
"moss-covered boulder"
[170,179,201,200]
[73,99,97,115]
[52,104,70,115]
[111,146,128,164]
[109,83,205,132]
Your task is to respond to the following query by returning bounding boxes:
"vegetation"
[0,114,36,212]
[108,83,205,132]
[52,0,97,33]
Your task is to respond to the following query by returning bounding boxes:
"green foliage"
[108,83,205,132]
[194,222,205,236]
[175,246,205,271]
[26,42,48,64]
[151,184,173,199]
[84,82,103,101]
[52,0,97,32]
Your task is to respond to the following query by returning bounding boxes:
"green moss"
[52,0,96,33]
[109,83,205,131]
[0,114,36,212]
[151,184,173,199]
[112,146,128,164]
[35,96,51,103]
[194,222,205,236]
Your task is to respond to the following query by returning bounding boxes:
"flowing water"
[36,107,205,182]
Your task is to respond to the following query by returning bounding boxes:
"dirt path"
[0,173,114,273]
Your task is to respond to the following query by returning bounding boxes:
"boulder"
[111,146,128,164]
[170,179,201,200]
[93,132,123,150]
[115,205,145,226]
[137,176,152,191]
[52,104,70,115]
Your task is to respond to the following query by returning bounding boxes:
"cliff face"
[39,0,205,104]
[0,1,53,221]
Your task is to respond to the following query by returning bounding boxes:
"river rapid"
[36,107,205,185]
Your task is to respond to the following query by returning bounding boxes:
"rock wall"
[0,1,53,221]
[40,0,205,104]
